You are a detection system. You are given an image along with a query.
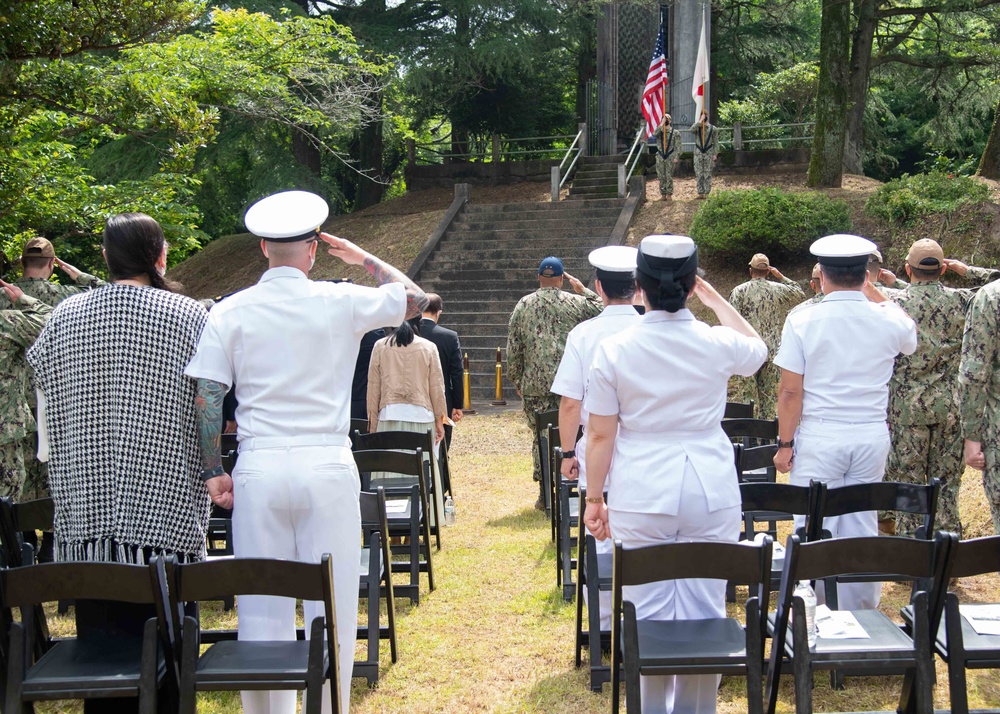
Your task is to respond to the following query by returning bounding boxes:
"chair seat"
[195,640,326,685]
[385,497,418,524]
[23,638,163,695]
[634,617,747,666]
[369,476,419,492]
[769,609,918,662]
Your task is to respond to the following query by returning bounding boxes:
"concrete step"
[463,199,623,214]
[580,155,625,166]
[450,216,619,231]
[436,322,510,337]
[419,266,592,282]
[573,167,620,177]
[421,278,542,292]
[433,236,612,252]
[420,257,593,275]
[571,176,620,188]
[568,185,619,196]
[457,206,621,221]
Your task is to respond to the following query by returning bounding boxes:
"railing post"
[579,122,588,157]
[406,138,416,165]
[551,166,560,202]
[617,164,626,199]
[492,134,501,163]
[733,122,743,152]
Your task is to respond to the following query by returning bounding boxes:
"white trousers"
[578,431,613,630]
[609,460,742,714]
[789,420,891,611]
[232,445,361,714]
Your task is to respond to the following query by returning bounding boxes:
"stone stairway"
[567,155,624,200]
[415,198,626,401]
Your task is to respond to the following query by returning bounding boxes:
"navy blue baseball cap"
[538,256,564,277]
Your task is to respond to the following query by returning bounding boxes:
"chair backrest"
[738,444,779,484]
[353,448,425,480]
[820,480,938,538]
[354,429,432,455]
[1,560,159,608]
[534,409,559,441]
[779,532,952,599]
[925,535,1000,636]
[8,498,54,533]
[0,498,55,569]
[170,554,333,603]
[723,400,754,419]
[740,481,825,539]
[360,487,389,546]
[721,418,778,442]
[614,537,773,588]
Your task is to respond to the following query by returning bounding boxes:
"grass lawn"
[37,411,1000,712]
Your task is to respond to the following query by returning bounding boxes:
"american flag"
[642,25,668,138]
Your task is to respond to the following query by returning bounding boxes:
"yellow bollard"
[462,353,476,414]
[491,346,507,406]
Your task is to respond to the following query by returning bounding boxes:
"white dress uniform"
[585,235,767,714]
[773,234,917,611]
[551,246,641,629]
[184,191,407,714]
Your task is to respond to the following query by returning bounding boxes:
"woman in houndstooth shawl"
[28,213,211,566]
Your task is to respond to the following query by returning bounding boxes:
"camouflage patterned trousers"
[655,155,675,196]
[19,432,48,501]
[980,423,1000,535]
[693,152,714,195]
[523,394,561,484]
[886,416,963,537]
[0,440,25,500]
[730,361,779,420]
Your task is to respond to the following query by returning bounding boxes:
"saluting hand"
[944,259,969,276]
[0,279,24,304]
[565,273,585,294]
[320,233,367,265]
[53,257,82,281]
[206,473,235,509]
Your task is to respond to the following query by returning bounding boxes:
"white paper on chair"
[961,604,1000,635]
[815,605,869,639]
[739,538,785,558]
[385,500,409,515]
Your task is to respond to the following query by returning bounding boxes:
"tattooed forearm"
[362,255,428,318]
[195,378,227,472]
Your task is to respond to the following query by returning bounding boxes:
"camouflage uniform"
[12,272,105,500]
[690,122,719,196]
[507,286,602,484]
[651,124,683,196]
[885,266,999,537]
[0,295,52,500]
[729,276,804,418]
[959,277,1000,535]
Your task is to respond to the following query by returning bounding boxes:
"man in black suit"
[419,293,464,447]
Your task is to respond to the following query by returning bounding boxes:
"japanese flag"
[692,16,709,120]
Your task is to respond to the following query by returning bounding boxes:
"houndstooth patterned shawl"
[27,284,211,563]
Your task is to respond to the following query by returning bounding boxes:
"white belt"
[800,415,886,426]
[239,433,351,452]
[617,426,720,442]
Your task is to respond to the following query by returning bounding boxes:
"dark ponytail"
[103,213,181,293]
[637,269,696,313]
[388,316,423,347]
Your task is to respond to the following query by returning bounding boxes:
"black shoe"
[534,496,546,512]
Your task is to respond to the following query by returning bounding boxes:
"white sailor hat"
[638,234,698,278]
[244,190,329,242]
[589,246,638,279]
[810,234,878,268]
[639,234,695,260]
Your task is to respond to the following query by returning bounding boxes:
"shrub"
[690,188,852,260]
[865,172,991,225]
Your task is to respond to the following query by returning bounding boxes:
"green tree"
[981,97,1000,178]
[807,0,851,187]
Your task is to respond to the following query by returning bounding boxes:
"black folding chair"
[921,535,1000,714]
[0,497,58,646]
[533,408,559,522]
[353,449,435,603]
[575,525,614,692]
[353,429,442,551]
[3,560,171,713]
[722,417,778,451]
[764,533,954,714]
[355,487,397,685]
[611,536,774,714]
[160,555,341,714]
[553,443,580,602]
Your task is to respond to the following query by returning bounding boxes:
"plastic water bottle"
[794,580,818,648]
[444,496,456,526]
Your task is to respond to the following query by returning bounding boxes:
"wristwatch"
[562,449,576,459]
[777,439,795,449]
[200,464,225,482]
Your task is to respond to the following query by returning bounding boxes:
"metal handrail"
[415,133,578,165]
[557,127,584,190]
[624,125,645,182]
